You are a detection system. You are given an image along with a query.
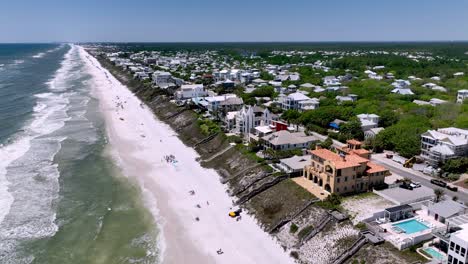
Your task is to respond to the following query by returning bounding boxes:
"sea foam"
[0,45,84,262]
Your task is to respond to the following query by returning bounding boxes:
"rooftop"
[375,185,434,205]
[366,162,388,174]
[385,204,413,213]
[262,130,317,146]
[287,92,311,101]
[310,148,369,169]
[453,223,468,242]
[280,155,311,171]
[427,200,466,218]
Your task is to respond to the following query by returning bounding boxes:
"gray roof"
[385,204,413,213]
[280,155,310,170]
[219,97,243,106]
[428,200,466,218]
[375,185,434,205]
[447,214,468,227]
[262,131,317,146]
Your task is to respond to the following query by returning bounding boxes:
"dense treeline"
[331,55,467,78]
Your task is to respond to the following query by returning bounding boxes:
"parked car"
[410,182,421,188]
[430,179,447,188]
[447,185,458,192]
[400,183,413,190]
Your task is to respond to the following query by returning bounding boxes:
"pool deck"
[377,211,445,249]
[423,246,446,260]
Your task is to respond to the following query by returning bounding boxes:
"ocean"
[0,44,159,264]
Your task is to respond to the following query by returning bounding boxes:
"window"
[337,169,341,176]
[344,186,347,191]
[451,242,455,250]
[461,247,466,257]
[448,255,452,263]
[336,188,340,192]
[345,176,348,182]
[337,178,340,183]
[456,244,460,254]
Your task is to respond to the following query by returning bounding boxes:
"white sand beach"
[79,46,293,264]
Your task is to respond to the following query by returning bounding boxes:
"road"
[371,153,468,204]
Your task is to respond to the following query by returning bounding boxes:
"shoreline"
[79,47,294,263]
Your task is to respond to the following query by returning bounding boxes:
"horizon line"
[2,40,468,45]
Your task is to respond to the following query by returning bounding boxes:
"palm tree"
[434,188,445,203]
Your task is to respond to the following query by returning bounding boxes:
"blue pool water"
[424,247,445,260]
[393,219,430,234]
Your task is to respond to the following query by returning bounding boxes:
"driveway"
[371,153,468,204]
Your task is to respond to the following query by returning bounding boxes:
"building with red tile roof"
[302,146,389,197]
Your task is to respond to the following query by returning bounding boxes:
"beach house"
[420,127,468,167]
[357,113,380,131]
[281,92,312,110]
[152,71,174,87]
[302,143,388,197]
[261,130,318,151]
[457,90,468,104]
[234,105,277,139]
[175,84,207,100]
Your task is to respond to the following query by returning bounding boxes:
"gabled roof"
[430,144,455,155]
[300,83,315,88]
[287,92,311,101]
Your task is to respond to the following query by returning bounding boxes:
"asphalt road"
[371,156,468,204]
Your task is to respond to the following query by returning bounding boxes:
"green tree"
[442,158,468,174]
[340,118,364,141]
[379,110,399,127]
[282,110,302,123]
[260,71,274,81]
[320,137,333,149]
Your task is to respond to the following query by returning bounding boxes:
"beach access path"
[79,46,293,264]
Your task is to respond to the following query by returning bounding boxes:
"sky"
[1,0,468,42]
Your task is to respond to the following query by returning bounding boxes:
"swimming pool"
[392,219,430,234]
[424,247,445,260]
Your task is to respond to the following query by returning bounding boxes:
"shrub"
[290,251,299,259]
[297,225,314,240]
[289,223,299,234]
[227,135,243,144]
[355,222,367,230]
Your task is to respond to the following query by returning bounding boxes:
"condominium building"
[448,224,468,264]
[303,140,388,195]
[421,127,468,167]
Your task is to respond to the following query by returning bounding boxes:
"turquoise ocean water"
[0,44,159,264]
